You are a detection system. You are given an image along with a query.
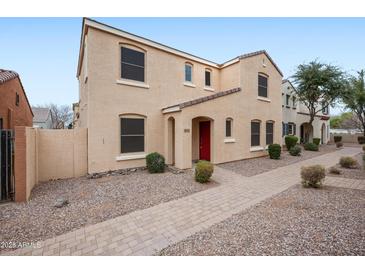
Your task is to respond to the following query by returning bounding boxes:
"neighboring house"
[282,80,330,144]
[75,18,283,173]
[32,107,53,129]
[0,69,33,130]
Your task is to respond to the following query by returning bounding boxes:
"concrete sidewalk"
[3,147,360,256]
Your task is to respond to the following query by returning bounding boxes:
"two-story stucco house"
[74,18,283,173]
[282,79,330,144]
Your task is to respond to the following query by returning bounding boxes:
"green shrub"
[304,142,319,151]
[284,135,298,151]
[268,144,281,160]
[301,165,326,188]
[289,145,301,156]
[336,142,343,148]
[313,138,321,145]
[146,152,165,173]
[339,156,358,169]
[195,161,214,183]
[328,166,341,175]
[358,136,365,144]
[334,136,342,143]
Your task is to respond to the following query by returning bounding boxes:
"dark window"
[286,95,290,106]
[258,75,268,97]
[185,64,192,82]
[121,47,145,82]
[15,93,20,106]
[0,117,3,129]
[266,122,274,145]
[205,70,211,86]
[226,119,232,137]
[282,122,285,137]
[120,117,144,153]
[292,96,296,108]
[251,121,260,146]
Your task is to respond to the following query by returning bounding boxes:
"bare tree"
[34,103,73,129]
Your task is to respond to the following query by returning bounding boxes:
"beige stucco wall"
[78,26,283,172]
[37,128,88,181]
[25,127,37,199]
[330,132,363,143]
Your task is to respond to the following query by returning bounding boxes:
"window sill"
[250,146,264,152]
[116,153,146,161]
[183,82,196,88]
[204,86,215,92]
[257,96,271,103]
[116,79,150,89]
[224,138,235,143]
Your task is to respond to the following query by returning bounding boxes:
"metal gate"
[0,130,14,202]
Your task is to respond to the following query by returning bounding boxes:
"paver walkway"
[3,147,360,256]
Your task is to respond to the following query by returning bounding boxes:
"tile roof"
[32,107,51,123]
[162,87,241,112]
[0,69,19,84]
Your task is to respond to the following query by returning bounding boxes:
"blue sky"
[1,17,364,114]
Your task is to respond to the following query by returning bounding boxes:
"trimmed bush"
[268,144,281,160]
[336,142,343,148]
[284,135,298,151]
[339,156,358,169]
[195,160,214,183]
[289,145,301,156]
[328,166,341,175]
[301,165,326,188]
[304,142,319,151]
[146,152,165,173]
[358,136,365,144]
[334,136,342,143]
[313,138,321,146]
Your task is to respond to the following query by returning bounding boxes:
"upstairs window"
[205,69,211,87]
[121,47,145,82]
[120,117,145,153]
[251,120,261,146]
[225,118,232,137]
[286,94,290,106]
[292,96,296,108]
[15,92,20,106]
[185,63,192,82]
[258,74,268,97]
[266,121,274,145]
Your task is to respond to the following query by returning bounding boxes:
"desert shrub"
[301,165,326,188]
[334,136,342,143]
[289,145,301,156]
[304,142,319,151]
[328,166,341,175]
[358,136,365,144]
[313,138,321,146]
[195,160,214,183]
[336,142,343,148]
[339,156,358,169]
[268,144,281,159]
[146,152,165,173]
[284,135,298,151]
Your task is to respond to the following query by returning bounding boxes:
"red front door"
[199,121,211,161]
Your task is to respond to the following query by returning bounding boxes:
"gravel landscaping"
[219,144,336,177]
[0,169,216,251]
[327,153,365,180]
[159,185,365,256]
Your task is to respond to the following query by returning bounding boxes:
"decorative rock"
[54,198,69,208]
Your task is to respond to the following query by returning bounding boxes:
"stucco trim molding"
[257,96,271,103]
[116,79,150,89]
[183,82,196,88]
[116,153,146,161]
[204,86,215,92]
[224,138,236,143]
[162,106,181,114]
[250,146,264,152]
